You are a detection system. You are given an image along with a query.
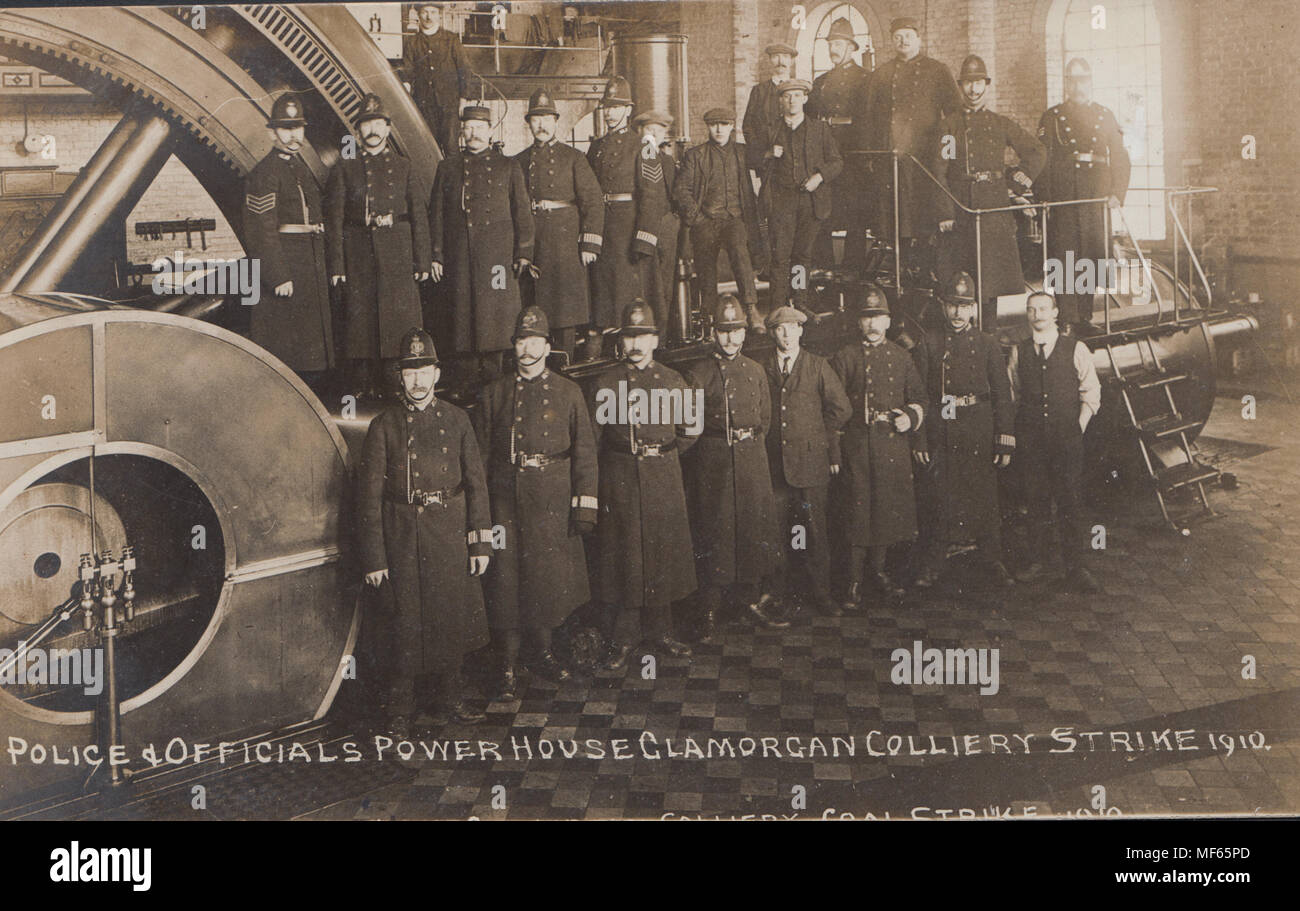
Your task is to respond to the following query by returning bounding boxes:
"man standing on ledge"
[591,301,698,669]
[357,328,490,736]
[400,2,473,154]
[684,295,784,642]
[1006,291,1102,593]
[475,306,598,698]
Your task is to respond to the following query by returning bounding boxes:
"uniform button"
[516,416,523,422]
[417,505,425,514]
[439,429,445,434]
[442,446,448,453]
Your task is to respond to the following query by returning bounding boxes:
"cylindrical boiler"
[611,33,690,142]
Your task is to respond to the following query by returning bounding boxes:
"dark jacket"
[675,137,759,229]
[1037,100,1132,263]
[742,79,784,172]
[766,115,844,220]
[760,347,852,488]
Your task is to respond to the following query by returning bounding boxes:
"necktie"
[1037,342,1046,361]
[782,357,791,376]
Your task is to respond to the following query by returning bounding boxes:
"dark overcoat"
[683,352,779,587]
[935,107,1046,299]
[590,360,699,607]
[830,340,927,546]
[475,367,598,630]
[429,147,535,354]
[325,147,431,359]
[911,326,1015,543]
[512,140,604,329]
[357,398,491,675]
[759,348,851,489]
[242,150,334,371]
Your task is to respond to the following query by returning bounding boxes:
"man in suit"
[761,304,852,616]
[766,79,843,319]
[742,42,798,277]
[676,108,762,331]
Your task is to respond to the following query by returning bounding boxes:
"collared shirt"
[1006,327,1102,416]
[779,350,799,375]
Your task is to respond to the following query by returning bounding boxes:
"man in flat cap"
[513,87,604,362]
[761,304,852,616]
[429,104,534,378]
[242,94,334,389]
[911,271,1016,589]
[590,301,698,668]
[743,42,798,273]
[935,55,1045,329]
[808,17,873,273]
[586,78,670,357]
[357,328,490,735]
[475,306,598,697]
[862,18,962,273]
[326,93,431,398]
[830,285,926,608]
[684,295,783,641]
[766,79,842,319]
[676,108,762,331]
[1036,57,1131,332]
[634,109,682,333]
[400,2,475,153]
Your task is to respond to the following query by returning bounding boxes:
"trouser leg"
[723,218,758,305]
[612,603,641,648]
[791,196,820,310]
[692,219,724,311]
[643,600,671,642]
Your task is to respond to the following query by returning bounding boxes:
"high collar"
[404,395,436,412]
[713,348,741,362]
[419,25,440,36]
[362,142,389,157]
[783,112,805,130]
[628,357,654,371]
[862,338,887,348]
[516,367,549,383]
[533,137,556,148]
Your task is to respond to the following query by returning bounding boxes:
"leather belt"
[389,482,464,508]
[866,410,896,425]
[532,199,575,212]
[604,192,634,203]
[349,213,411,228]
[947,392,990,407]
[511,451,569,470]
[705,427,759,443]
[606,439,676,458]
[278,223,325,234]
[1072,151,1109,164]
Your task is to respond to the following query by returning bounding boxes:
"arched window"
[1048,0,1165,240]
[797,2,875,81]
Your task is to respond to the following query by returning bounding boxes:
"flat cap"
[764,42,798,57]
[890,17,921,33]
[632,110,673,129]
[703,107,736,124]
[460,104,492,123]
[777,78,813,95]
[766,305,807,328]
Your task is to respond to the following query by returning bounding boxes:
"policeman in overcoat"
[590,301,698,668]
[911,272,1016,589]
[830,285,926,608]
[512,88,604,360]
[1036,57,1131,330]
[935,55,1046,327]
[400,3,474,154]
[242,94,334,385]
[760,305,852,616]
[475,306,598,697]
[357,328,491,733]
[429,104,534,369]
[326,93,431,396]
[684,296,783,641]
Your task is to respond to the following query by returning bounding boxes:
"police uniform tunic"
[242,149,334,371]
[830,340,927,546]
[935,107,1046,299]
[400,28,472,152]
[512,139,604,330]
[808,60,872,264]
[357,397,491,684]
[590,360,699,608]
[326,146,431,359]
[683,352,779,587]
[863,54,962,238]
[911,325,1015,546]
[587,128,668,327]
[429,147,535,354]
[475,367,598,632]
[1036,101,1131,319]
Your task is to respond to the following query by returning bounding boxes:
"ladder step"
[1156,461,1220,492]
[1138,413,1202,439]
[1118,369,1188,390]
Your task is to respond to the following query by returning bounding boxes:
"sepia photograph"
[0,0,1294,863]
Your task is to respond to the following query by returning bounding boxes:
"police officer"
[586,78,669,357]
[633,110,681,333]
[935,55,1046,328]
[767,79,843,319]
[400,2,474,154]
[862,18,962,265]
[242,94,333,388]
[761,305,851,616]
[1036,58,1131,331]
[1006,291,1102,593]
[475,306,598,697]
[326,94,431,398]
[911,272,1016,589]
[676,108,762,331]
[357,328,491,735]
[684,295,783,641]
[808,17,873,272]
[429,104,534,377]
[513,88,604,361]
[830,285,927,607]
[742,42,798,276]
[590,301,698,668]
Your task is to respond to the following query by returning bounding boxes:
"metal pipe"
[974,211,983,331]
[1,111,177,293]
[1103,201,1112,334]
[892,153,901,292]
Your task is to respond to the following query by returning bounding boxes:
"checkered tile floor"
[74,390,1300,820]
